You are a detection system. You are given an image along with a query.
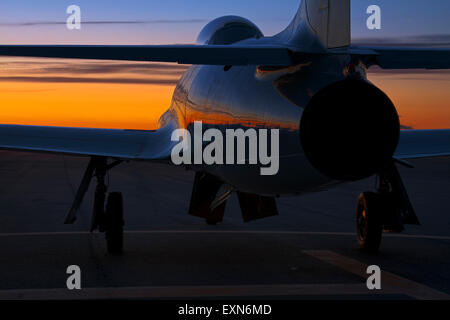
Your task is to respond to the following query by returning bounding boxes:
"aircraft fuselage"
[162,47,355,196]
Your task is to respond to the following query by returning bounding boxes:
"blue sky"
[0,0,449,44]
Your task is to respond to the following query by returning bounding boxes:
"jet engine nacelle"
[196,16,263,45]
[300,79,400,181]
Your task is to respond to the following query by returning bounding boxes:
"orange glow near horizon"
[0,58,181,130]
[0,82,174,130]
[369,71,450,129]
[0,58,449,130]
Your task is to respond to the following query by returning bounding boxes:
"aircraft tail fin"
[278,0,351,50]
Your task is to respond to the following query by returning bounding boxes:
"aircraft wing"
[0,44,294,66]
[0,123,177,161]
[395,130,450,160]
[348,46,450,70]
[1,125,449,162]
[2,44,448,70]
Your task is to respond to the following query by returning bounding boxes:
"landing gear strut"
[356,160,420,252]
[104,192,124,255]
[65,156,124,255]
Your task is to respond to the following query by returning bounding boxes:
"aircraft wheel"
[356,192,383,252]
[105,192,124,255]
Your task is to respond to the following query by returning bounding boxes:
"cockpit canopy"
[196,16,264,45]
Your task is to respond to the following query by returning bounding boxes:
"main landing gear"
[356,160,420,252]
[188,172,279,226]
[65,156,124,255]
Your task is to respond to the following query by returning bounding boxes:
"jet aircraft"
[0,0,449,254]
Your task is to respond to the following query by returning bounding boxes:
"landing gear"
[356,160,420,252]
[356,192,383,252]
[65,156,125,255]
[189,172,231,225]
[105,192,124,255]
[205,203,226,225]
[90,159,125,255]
[189,172,279,225]
[206,218,220,225]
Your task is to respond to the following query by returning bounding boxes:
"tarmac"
[0,150,449,300]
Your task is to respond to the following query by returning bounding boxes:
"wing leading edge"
[0,44,294,66]
[1,125,449,162]
[1,44,449,69]
[0,123,177,161]
[396,130,450,160]
[348,46,450,70]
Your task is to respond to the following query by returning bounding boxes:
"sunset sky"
[0,0,449,129]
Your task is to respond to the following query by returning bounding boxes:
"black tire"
[105,192,124,255]
[356,192,383,252]
[91,185,107,232]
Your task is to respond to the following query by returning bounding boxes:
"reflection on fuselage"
[161,55,350,195]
